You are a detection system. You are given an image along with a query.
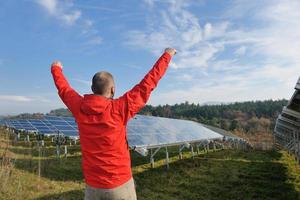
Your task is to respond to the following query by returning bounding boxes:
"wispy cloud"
[72,78,91,86]
[0,95,54,103]
[124,1,233,69]
[0,95,33,102]
[36,0,81,25]
[0,94,63,115]
[76,4,120,12]
[35,0,102,45]
[85,36,102,46]
[125,0,300,105]
[234,46,247,56]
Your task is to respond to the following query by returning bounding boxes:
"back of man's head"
[91,71,115,97]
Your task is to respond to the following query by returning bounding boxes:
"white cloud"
[36,0,81,25]
[203,23,212,39]
[0,95,32,102]
[61,10,81,25]
[72,78,91,86]
[127,0,300,105]
[75,4,120,12]
[125,1,231,69]
[35,0,102,46]
[0,95,54,103]
[37,0,56,14]
[0,94,64,115]
[226,0,300,64]
[86,36,102,45]
[234,46,247,56]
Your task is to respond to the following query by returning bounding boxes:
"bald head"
[91,71,115,98]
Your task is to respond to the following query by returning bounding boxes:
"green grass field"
[1,129,300,200]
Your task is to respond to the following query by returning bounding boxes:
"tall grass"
[0,128,15,195]
[0,129,300,200]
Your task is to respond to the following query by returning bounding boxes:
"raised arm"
[117,48,176,123]
[51,61,82,116]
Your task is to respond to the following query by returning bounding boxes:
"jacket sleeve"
[51,66,82,116]
[116,52,172,123]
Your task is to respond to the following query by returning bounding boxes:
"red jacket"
[51,52,172,188]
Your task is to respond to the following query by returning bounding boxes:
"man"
[51,48,176,200]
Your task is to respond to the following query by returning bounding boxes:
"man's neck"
[93,93,112,99]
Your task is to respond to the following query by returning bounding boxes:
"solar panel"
[274,77,300,162]
[45,116,77,135]
[17,120,37,131]
[1,115,225,149]
[127,115,223,148]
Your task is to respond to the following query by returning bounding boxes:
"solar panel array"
[1,115,224,148]
[0,116,78,137]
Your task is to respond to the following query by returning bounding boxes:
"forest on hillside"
[140,99,288,133]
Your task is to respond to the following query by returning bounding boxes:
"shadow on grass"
[130,146,197,167]
[131,147,283,168]
[34,189,84,200]
[134,150,299,200]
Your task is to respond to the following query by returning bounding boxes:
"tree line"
[5,99,288,135]
[140,99,288,134]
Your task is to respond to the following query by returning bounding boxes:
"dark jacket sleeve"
[116,52,172,123]
[51,66,82,116]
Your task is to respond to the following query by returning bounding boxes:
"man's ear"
[111,87,115,98]
[91,85,95,94]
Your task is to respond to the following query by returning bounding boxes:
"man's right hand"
[165,48,177,56]
[51,61,63,69]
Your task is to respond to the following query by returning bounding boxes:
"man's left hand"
[51,61,63,69]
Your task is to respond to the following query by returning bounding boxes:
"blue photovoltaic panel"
[55,126,74,131]
[127,115,223,148]
[17,120,37,131]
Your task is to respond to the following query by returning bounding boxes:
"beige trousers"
[84,178,137,200]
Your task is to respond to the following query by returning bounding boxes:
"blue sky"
[0,0,299,115]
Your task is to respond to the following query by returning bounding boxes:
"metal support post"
[64,145,68,158]
[197,145,200,155]
[191,145,195,160]
[165,147,169,170]
[296,131,299,162]
[150,147,161,168]
[206,142,210,153]
[179,148,182,160]
[213,141,216,152]
[179,145,186,160]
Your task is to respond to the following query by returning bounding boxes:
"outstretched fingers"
[165,48,177,56]
[51,61,63,69]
